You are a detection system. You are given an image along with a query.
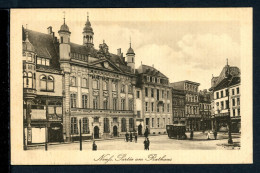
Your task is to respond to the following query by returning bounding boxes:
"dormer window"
[152,77,155,83]
[37,57,50,66]
[147,76,150,82]
[157,78,160,83]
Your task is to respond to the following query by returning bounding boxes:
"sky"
[21,9,242,90]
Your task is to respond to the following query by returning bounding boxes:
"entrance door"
[113,126,118,137]
[48,123,63,142]
[94,126,99,139]
[138,124,142,135]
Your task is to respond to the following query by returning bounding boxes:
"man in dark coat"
[130,132,133,142]
[144,128,149,138]
[146,138,150,150]
[92,141,97,151]
[125,132,129,142]
[134,133,138,143]
[144,138,147,150]
[214,130,218,140]
[190,129,194,140]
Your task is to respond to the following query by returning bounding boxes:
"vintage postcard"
[10,8,252,164]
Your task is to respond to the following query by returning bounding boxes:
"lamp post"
[227,88,233,144]
[79,119,82,151]
[45,95,49,151]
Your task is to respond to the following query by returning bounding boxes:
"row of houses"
[23,15,241,146]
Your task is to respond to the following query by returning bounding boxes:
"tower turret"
[58,13,71,62]
[126,38,135,72]
[83,12,94,47]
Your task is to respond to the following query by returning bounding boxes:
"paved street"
[28,132,240,151]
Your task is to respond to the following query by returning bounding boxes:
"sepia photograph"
[10,8,252,164]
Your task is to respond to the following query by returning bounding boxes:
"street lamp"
[227,88,233,144]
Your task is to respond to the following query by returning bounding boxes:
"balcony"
[71,108,134,115]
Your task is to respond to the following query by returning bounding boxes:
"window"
[232,89,235,95]
[93,97,98,109]
[232,99,235,106]
[104,118,110,133]
[121,99,125,110]
[145,87,148,97]
[151,102,154,112]
[237,87,240,94]
[42,58,46,66]
[94,117,99,123]
[137,91,140,98]
[157,105,159,112]
[128,84,132,93]
[157,78,160,83]
[216,92,219,99]
[221,101,224,110]
[137,111,141,118]
[24,72,33,88]
[23,72,27,87]
[233,109,236,117]
[93,80,99,89]
[221,91,223,98]
[162,90,164,99]
[47,76,54,91]
[82,78,88,88]
[152,118,154,127]
[103,98,108,109]
[162,104,165,112]
[151,88,154,97]
[152,77,155,82]
[82,118,90,134]
[238,108,240,116]
[168,118,170,125]
[82,95,88,108]
[40,75,47,90]
[112,82,117,91]
[70,94,77,108]
[145,102,148,112]
[27,53,32,62]
[46,59,50,66]
[157,89,160,100]
[225,89,228,96]
[225,100,229,109]
[70,76,76,86]
[113,118,118,123]
[129,118,134,131]
[113,98,117,110]
[70,117,78,134]
[129,99,133,111]
[237,98,240,106]
[37,57,41,65]
[167,104,170,112]
[167,91,169,99]
[121,118,127,132]
[157,118,160,128]
[147,76,150,82]
[121,84,125,93]
[61,36,63,43]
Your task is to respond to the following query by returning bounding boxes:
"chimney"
[47,26,52,34]
[152,64,154,68]
[117,48,121,56]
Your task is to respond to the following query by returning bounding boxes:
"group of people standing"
[125,132,138,143]
[189,129,218,140]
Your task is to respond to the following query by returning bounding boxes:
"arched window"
[82,118,90,134]
[47,76,54,91]
[40,75,47,90]
[23,72,27,88]
[121,118,127,132]
[82,78,88,88]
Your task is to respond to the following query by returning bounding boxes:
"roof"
[59,23,70,33]
[214,76,240,91]
[23,28,59,60]
[171,80,200,86]
[70,42,98,57]
[126,47,135,55]
[137,64,168,78]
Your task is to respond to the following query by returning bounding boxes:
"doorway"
[94,126,99,139]
[138,124,142,135]
[48,123,63,142]
[113,126,118,137]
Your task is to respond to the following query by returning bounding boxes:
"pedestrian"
[214,130,218,140]
[92,141,97,151]
[144,128,148,138]
[134,133,137,143]
[190,129,193,140]
[207,130,210,140]
[126,132,129,142]
[130,132,133,142]
[143,138,147,150]
[147,138,150,150]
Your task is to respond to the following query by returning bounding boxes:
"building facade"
[170,81,200,131]
[136,65,172,135]
[172,88,185,125]
[198,89,212,131]
[209,62,241,132]
[23,27,63,146]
